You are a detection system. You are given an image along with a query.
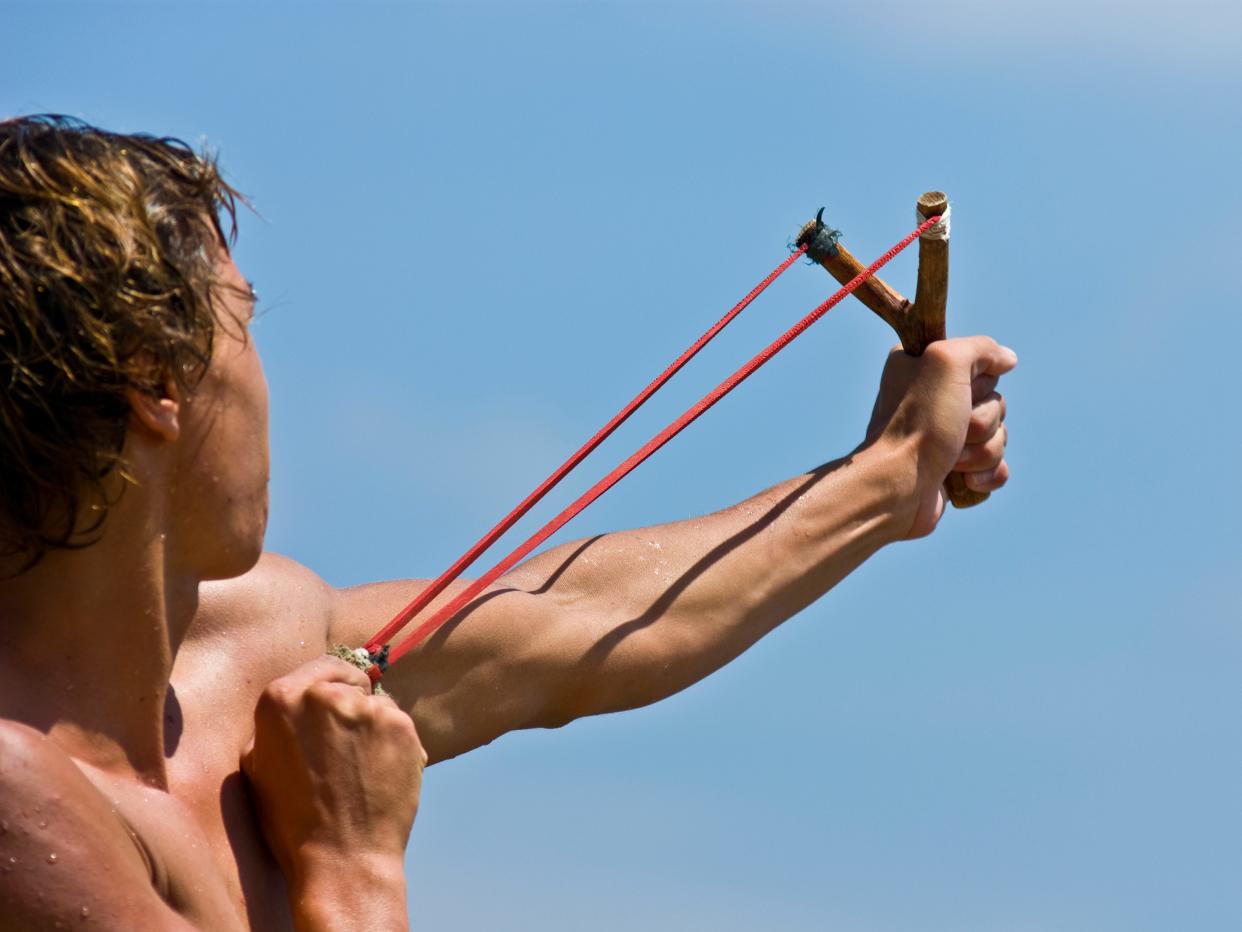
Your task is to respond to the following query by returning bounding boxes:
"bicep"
[329,577,598,763]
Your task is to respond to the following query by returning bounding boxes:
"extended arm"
[326,337,1016,764]
[336,444,904,762]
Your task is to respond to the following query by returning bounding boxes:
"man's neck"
[0,497,197,787]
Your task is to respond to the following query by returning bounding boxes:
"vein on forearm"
[511,449,902,718]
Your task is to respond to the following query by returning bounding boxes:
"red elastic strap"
[363,244,808,654]
[366,217,938,675]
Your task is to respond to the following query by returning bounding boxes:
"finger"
[922,488,947,537]
[966,392,1006,443]
[304,680,373,714]
[970,374,998,403]
[956,424,1008,471]
[957,335,1018,380]
[275,655,374,694]
[374,700,421,740]
[963,458,1010,492]
[369,689,402,710]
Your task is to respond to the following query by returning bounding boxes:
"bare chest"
[165,631,326,930]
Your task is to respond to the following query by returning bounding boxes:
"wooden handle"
[909,191,949,355]
[912,192,987,509]
[795,192,986,510]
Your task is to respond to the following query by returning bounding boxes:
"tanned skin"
[1,245,1015,929]
[0,253,425,931]
[190,265,1013,922]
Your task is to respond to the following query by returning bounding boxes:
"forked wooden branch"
[795,191,987,509]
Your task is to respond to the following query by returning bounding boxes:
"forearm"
[327,336,1011,760]
[288,851,409,932]
[332,440,916,760]
[503,438,916,716]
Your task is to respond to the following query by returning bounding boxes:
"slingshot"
[358,192,979,683]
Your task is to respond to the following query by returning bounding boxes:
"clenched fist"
[242,655,426,931]
[865,335,1017,539]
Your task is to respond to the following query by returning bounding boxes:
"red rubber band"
[363,244,808,655]
[367,217,936,678]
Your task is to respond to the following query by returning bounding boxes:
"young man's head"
[0,115,269,582]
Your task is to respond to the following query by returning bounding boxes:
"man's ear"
[125,379,182,443]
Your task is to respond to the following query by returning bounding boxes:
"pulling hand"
[242,654,426,925]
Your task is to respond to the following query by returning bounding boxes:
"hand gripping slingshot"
[353,192,980,684]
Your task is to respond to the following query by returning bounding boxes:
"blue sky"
[6,2,1241,928]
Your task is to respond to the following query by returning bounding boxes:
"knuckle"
[985,431,1006,458]
[968,394,1004,440]
[972,334,1001,355]
[966,418,993,444]
[258,680,298,711]
[958,438,1001,471]
[923,341,956,366]
[324,656,371,688]
[304,681,353,713]
[380,705,418,738]
[383,717,423,758]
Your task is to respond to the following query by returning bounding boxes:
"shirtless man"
[0,116,1015,930]
[0,117,424,930]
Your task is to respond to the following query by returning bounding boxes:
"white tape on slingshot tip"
[918,203,951,241]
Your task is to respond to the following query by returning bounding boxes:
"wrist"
[288,848,408,932]
[852,434,922,544]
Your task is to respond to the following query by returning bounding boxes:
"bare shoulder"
[0,721,187,930]
[195,552,337,647]
[0,718,119,825]
[179,553,340,713]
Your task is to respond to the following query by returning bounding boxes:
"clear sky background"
[6,2,1241,929]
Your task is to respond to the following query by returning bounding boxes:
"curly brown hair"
[0,115,243,574]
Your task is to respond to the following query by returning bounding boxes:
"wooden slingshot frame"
[359,197,986,676]
[795,191,987,509]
